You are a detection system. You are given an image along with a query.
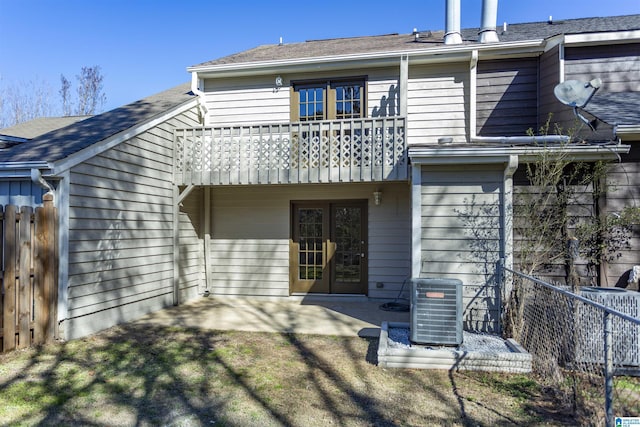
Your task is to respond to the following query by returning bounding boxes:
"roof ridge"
[304,33,401,43]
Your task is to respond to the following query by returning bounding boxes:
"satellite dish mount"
[553,78,602,131]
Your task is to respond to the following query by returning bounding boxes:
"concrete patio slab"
[134,296,410,337]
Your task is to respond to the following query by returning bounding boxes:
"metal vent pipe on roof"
[478,0,499,43]
[444,0,463,45]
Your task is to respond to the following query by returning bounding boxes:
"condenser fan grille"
[410,278,463,345]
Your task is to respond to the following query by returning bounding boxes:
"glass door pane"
[333,207,362,283]
[291,201,367,295]
[291,203,330,294]
[298,208,323,281]
[331,202,367,294]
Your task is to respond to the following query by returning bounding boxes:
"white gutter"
[616,125,640,141]
[409,144,630,164]
[471,135,570,144]
[0,161,50,170]
[0,161,52,179]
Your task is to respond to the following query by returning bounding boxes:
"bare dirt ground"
[0,323,577,426]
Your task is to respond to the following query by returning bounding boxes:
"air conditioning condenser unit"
[411,278,463,346]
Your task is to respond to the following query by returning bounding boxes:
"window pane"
[335,84,362,119]
[297,86,325,122]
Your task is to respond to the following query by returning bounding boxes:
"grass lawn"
[0,323,575,426]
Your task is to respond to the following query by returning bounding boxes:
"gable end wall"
[62,106,202,339]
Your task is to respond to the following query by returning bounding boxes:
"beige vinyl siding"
[476,58,538,136]
[179,187,205,299]
[203,75,291,125]
[368,183,411,298]
[367,68,401,118]
[64,107,201,339]
[407,63,468,144]
[203,67,401,126]
[420,165,503,333]
[207,183,410,297]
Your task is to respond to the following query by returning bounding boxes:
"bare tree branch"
[75,66,106,115]
[60,74,72,116]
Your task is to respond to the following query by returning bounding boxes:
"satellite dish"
[553,78,603,131]
[554,78,602,108]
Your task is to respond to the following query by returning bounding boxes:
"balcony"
[174,117,407,186]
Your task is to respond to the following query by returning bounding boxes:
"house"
[0,2,638,340]
[0,116,90,206]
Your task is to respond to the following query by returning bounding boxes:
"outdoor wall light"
[374,190,382,206]
[275,75,283,88]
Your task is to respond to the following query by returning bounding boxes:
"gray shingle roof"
[0,83,194,164]
[192,14,640,68]
[0,116,92,140]
[587,92,640,127]
[463,14,640,43]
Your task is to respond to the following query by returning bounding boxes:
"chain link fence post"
[604,311,613,427]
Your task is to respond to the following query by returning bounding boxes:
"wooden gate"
[1,194,58,352]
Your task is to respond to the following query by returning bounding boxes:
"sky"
[1,0,639,113]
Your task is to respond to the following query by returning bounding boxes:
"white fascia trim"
[51,98,199,175]
[543,34,565,52]
[564,30,640,46]
[188,40,544,77]
[409,144,630,164]
[617,125,640,135]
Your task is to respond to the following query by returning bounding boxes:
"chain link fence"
[504,268,640,426]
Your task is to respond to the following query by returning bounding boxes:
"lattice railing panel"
[175,118,407,185]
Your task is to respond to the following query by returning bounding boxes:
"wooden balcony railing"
[174,117,407,185]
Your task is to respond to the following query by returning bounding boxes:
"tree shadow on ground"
[0,323,568,426]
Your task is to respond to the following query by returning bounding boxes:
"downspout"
[31,168,55,200]
[400,54,408,117]
[190,72,208,125]
[500,155,518,333]
[468,49,570,145]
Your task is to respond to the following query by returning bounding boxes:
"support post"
[203,187,211,294]
[173,184,196,306]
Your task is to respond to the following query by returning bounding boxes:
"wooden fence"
[1,194,58,352]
